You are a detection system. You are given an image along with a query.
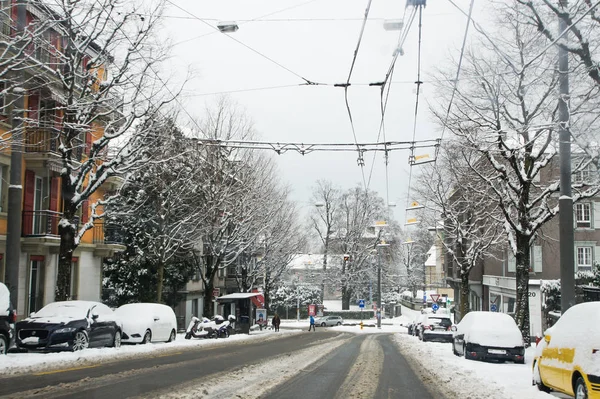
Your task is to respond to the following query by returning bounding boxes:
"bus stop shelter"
[216,293,264,334]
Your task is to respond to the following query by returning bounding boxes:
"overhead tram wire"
[435,0,475,159]
[366,6,418,193]
[165,0,321,85]
[339,0,374,191]
[170,0,321,47]
[192,138,440,155]
[404,4,426,214]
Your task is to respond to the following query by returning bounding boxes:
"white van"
[115,303,177,344]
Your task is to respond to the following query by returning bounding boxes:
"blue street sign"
[358,299,365,309]
[490,304,498,312]
[432,303,439,312]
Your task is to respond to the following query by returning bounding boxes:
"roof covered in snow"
[425,245,436,267]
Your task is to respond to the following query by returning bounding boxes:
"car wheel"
[575,377,588,399]
[336,322,341,326]
[321,322,326,327]
[532,361,551,393]
[0,335,7,355]
[72,331,89,351]
[113,330,122,348]
[168,329,176,342]
[142,330,152,344]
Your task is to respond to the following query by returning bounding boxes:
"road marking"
[34,364,99,376]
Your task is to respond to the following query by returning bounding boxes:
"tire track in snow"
[130,335,351,399]
[333,335,384,399]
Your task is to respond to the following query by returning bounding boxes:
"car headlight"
[54,327,77,334]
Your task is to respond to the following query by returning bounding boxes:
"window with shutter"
[49,177,59,234]
[22,170,35,235]
[27,92,39,123]
[533,245,542,273]
[594,202,600,230]
[507,250,516,273]
[81,200,89,223]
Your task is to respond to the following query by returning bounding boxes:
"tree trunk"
[514,235,531,345]
[342,286,351,310]
[264,288,270,313]
[56,204,76,301]
[156,260,164,303]
[459,270,470,322]
[203,278,214,317]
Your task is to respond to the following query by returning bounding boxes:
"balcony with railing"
[22,210,79,237]
[25,127,84,161]
[93,221,125,245]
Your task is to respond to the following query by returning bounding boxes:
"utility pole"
[377,247,382,329]
[5,0,26,318]
[558,0,575,313]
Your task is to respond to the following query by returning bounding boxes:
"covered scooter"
[185,315,235,339]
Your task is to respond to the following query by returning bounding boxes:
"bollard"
[360,321,363,330]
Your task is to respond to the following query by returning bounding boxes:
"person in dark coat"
[272,313,281,332]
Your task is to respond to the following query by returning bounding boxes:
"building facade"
[0,2,124,317]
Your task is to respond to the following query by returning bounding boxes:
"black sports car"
[16,301,122,352]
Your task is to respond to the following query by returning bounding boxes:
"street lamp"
[377,239,390,329]
[217,21,239,33]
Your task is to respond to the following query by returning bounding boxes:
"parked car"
[315,316,343,327]
[418,314,453,342]
[15,301,122,351]
[533,302,600,398]
[115,303,177,344]
[452,311,524,364]
[0,282,16,354]
[409,313,428,336]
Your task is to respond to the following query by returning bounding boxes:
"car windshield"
[34,302,89,319]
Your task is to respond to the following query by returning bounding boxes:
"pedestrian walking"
[272,313,281,332]
[308,314,315,331]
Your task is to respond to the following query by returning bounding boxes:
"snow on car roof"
[0,283,9,315]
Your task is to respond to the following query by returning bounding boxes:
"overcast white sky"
[157,0,480,224]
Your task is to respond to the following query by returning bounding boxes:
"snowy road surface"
[0,329,437,399]
[0,316,569,398]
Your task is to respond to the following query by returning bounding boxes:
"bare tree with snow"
[432,4,599,342]
[309,180,341,302]
[415,141,504,319]
[4,0,179,301]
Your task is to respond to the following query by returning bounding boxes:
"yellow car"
[532,302,600,399]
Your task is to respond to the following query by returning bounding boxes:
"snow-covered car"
[15,301,122,351]
[451,311,524,364]
[409,313,429,336]
[315,316,343,327]
[115,303,177,344]
[0,282,16,354]
[417,315,453,342]
[533,302,600,398]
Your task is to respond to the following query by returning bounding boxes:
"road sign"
[430,294,441,303]
[358,299,365,309]
[432,303,439,312]
[490,304,498,312]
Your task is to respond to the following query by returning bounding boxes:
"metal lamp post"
[377,240,390,329]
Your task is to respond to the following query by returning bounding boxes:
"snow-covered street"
[0,329,302,376]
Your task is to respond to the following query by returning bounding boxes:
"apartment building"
[0,2,124,316]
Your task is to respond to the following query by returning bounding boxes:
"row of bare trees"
[416,2,600,343]
[309,181,414,309]
[104,98,307,314]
